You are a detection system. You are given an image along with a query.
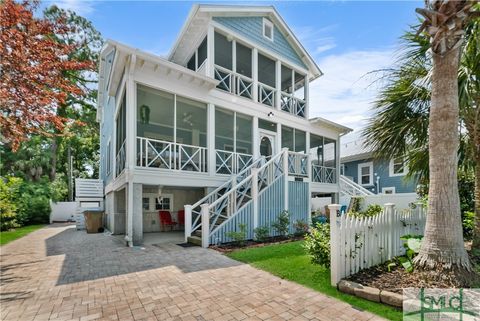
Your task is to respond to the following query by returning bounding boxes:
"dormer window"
[263,18,274,41]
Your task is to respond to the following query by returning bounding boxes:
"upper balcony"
[185,30,309,119]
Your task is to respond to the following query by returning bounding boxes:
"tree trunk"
[50,137,58,181]
[413,47,471,270]
[472,138,480,249]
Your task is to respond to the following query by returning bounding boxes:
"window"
[142,197,150,210]
[186,36,207,71]
[236,42,252,78]
[389,157,407,176]
[214,32,232,70]
[258,53,276,87]
[281,126,306,153]
[215,108,253,155]
[263,18,274,41]
[155,195,173,211]
[382,187,396,194]
[106,141,111,175]
[358,162,373,186]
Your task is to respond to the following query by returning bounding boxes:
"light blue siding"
[99,96,115,185]
[258,177,285,236]
[342,158,417,194]
[213,16,307,69]
[209,202,254,245]
[288,181,309,232]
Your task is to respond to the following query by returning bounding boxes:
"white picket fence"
[328,203,426,286]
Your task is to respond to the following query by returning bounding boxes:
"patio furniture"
[159,211,177,231]
[340,205,347,214]
[177,210,185,227]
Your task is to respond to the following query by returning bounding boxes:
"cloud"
[49,0,96,16]
[309,49,395,136]
[292,24,338,55]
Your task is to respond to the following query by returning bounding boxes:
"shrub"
[398,234,423,273]
[226,223,247,246]
[16,179,51,225]
[0,176,22,231]
[254,226,269,243]
[272,210,290,237]
[463,211,475,241]
[348,204,383,218]
[303,223,330,267]
[293,220,309,236]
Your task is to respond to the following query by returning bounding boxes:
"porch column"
[275,60,281,110]
[126,182,133,246]
[306,132,311,180]
[252,48,258,102]
[126,54,136,171]
[304,76,310,118]
[207,103,216,175]
[206,25,215,78]
[276,123,282,155]
[252,116,259,160]
[132,183,143,246]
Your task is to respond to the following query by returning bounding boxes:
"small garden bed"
[346,251,480,294]
[210,235,304,253]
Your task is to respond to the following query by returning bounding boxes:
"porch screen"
[137,85,174,142]
[176,96,207,147]
[281,126,305,152]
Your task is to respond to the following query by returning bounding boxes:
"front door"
[259,130,276,160]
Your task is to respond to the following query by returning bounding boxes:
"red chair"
[159,211,177,231]
[177,210,185,227]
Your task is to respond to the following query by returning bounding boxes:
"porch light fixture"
[267,112,274,117]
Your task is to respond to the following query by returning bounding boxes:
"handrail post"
[184,205,192,242]
[200,204,209,248]
[282,148,289,211]
[328,203,342,286]
[251,168,259,229]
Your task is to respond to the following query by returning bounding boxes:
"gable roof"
[340,138,374,163]
[168,4,322,81]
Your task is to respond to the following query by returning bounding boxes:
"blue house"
[96,4,351,247]
[340,139,418,194]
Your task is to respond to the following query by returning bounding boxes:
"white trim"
[389,157,407,177]
[263,18,274,41]
[382,187,396,194]
[357,162,373,186]
[340,164,345,176]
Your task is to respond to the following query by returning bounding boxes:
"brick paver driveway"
[1,225,384,321]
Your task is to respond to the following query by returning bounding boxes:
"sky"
[44,0,423,142]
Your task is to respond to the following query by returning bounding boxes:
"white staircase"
[185,149,293,247]
[339,175,374,196]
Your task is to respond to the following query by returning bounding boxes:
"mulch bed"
[346,251,480,294]
[210,235,304,253]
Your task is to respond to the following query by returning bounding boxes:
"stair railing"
[339,175,374,196]
[199,149,287,247]
[184,156,264,241]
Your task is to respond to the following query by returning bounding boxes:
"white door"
[259,130,277,160]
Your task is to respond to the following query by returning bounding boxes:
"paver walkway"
[0,224,384,321]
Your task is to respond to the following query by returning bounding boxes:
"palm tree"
[364,9,480,249]
[365,1,478,270]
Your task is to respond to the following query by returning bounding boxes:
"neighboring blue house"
[340,139,417,194]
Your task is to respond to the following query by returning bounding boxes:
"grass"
[0,225,45,246]
[227,240,403,321]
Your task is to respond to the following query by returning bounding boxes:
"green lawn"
[0,225,45,246]
[227,241,402,321]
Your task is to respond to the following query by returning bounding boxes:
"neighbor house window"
[389,157,407,176]
[382,187,396,194]
[358,162,373,186]
[263,18,274,41]
[142,197,150,210]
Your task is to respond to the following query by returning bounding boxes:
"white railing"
[185,156,265,241]
[214,65,253,99]
[328,203,426,286]
[280,92,306,118]
[197,59,207,76]
[215,149,254,175]
[136,137,207,173]
[287,151,308,177]
[258,82,276,107]
[115,140,126,176]
[200,150,286,247]
[312,165,336,184]
[340,175,374,196]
